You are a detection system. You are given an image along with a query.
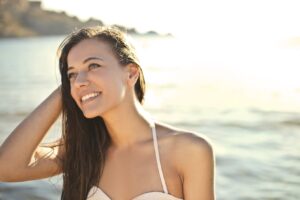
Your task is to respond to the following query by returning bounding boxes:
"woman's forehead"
[67,39,114,66]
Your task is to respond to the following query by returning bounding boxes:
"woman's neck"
[102,101,153,149]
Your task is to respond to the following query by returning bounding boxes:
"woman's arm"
[176,133,215,200]
[0,86,64,182]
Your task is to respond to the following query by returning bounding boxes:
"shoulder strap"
[151,123,169,194]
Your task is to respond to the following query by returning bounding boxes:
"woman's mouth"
[81,92,101,104]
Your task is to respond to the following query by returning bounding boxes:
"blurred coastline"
[0,0,168,38]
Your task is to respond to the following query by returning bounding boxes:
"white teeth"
[81,92,100,102]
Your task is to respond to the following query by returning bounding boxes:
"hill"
[0,0,160,37]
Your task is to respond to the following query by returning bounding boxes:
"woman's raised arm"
[0,86,64,182]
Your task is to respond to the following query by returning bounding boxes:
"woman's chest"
[96,143,183,198]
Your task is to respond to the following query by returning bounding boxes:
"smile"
[81,92,101,103]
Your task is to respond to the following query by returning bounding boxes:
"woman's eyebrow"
[67,56,104,72]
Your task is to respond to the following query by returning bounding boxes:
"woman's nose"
[74,71,89,88]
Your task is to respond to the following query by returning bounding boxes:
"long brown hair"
[57,26,146,200]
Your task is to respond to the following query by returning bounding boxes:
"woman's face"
[67,38,129,118]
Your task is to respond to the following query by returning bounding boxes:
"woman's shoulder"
[156,122,214,171]
[156,122,213,152]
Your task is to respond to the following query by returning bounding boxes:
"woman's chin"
[83,111,100,119]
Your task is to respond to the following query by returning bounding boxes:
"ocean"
[0,35,299,200]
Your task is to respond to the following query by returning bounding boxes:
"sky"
[41,0,300,39]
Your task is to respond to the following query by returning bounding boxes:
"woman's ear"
[127,63,139,86]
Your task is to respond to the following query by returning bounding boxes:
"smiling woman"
[0,26,215,200]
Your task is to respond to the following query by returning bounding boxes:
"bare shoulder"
[156,122,214,172]
[174,130,214,170]
[156,122,215,199]
[156,122,213,153]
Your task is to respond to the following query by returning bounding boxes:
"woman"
[0,26,215,200]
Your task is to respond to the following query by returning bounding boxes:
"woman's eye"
[89,63,101,69]
[67,73,77,80]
